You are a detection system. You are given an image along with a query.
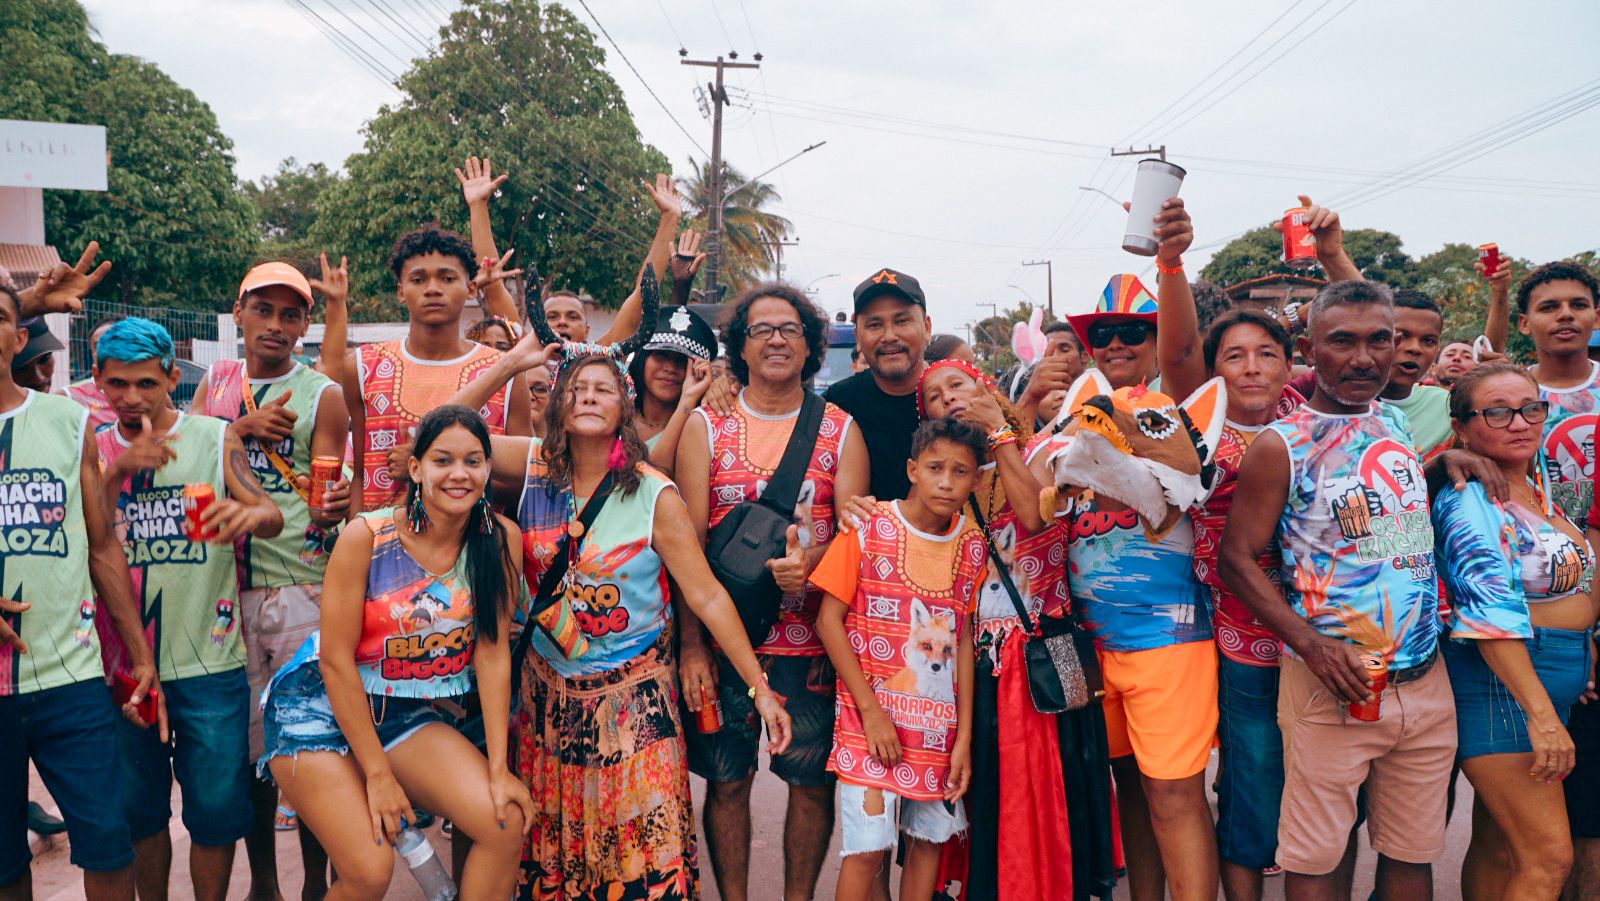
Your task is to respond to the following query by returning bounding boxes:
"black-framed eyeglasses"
[747,322,805,341]
[1086,321,1154,349]
[529,383,551,397]
[1458,401,1549,429]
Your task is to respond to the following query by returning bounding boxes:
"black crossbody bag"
[706,392,825,648]
[968,498,1103,714]
[510,472,616,697]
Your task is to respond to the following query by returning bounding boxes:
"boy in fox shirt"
[812,417,989,901]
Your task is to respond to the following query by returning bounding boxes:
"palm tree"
[676,158,794,292]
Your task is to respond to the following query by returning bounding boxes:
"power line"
[360,0,436,55]
[315,0,415,69]
[1162,0,1362,137]
[704,0,737,49]
[572,0,710,156]
[285,0,403,89]
[1120,0,1314,145]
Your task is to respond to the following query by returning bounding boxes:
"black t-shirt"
[824,370,920,501]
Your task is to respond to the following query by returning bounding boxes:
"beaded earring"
[476,495,494,534]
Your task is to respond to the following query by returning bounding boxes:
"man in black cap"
[10,318,65,393]
[822,268,933,500]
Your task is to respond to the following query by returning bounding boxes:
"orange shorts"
[1100,640,1219,780]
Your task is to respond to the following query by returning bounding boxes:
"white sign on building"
[0,119,108,191]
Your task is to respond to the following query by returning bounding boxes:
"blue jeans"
[119,668,253,847]
[1445,628,1592,760]
[1216,656,1284,870]
[1,679,135,883]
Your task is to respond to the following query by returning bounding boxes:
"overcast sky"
[82,0,1600,335]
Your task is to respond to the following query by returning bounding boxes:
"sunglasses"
[1458,401,1549,429]
[1086,321,1154,349]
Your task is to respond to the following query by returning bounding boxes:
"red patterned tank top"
[355,340,508,510]
[699,393,853,655]
[810,501,987,801]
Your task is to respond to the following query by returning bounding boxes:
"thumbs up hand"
[766,524,809,595]
[235,388,297,444]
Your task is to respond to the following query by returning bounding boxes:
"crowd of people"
[1,157,1598,901]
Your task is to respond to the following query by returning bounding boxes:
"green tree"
[242,158,341,250]
[676,158,793,290]
[309,0,669,319]
[1200,226,1415,289]
[1,1,254,309]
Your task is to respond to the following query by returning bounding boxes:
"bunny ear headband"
[1011,307,1047,366]
[525,263,662,377]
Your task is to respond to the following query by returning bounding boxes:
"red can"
[695,684,724,734]
[1282,207,1317,270]
[1348,654,1389,722]
[1478,242,1500,278]
[182,483,216,542]
[309,455,341,511]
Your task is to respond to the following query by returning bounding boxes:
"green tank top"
[98,413,244,681]
[197,361,338,588]
[0,392,96,696]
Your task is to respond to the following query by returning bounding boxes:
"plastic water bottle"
[395,827,457,900]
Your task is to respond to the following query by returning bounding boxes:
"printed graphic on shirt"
[368,579,474,683]
[0,469,70,557]
[1539,363,1600,523]
[1272,404,1440,670]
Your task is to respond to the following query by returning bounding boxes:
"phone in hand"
[112,672,159,726]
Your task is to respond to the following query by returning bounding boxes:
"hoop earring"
[408,485,431,533]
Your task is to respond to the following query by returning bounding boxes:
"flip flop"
[274,806,298,831]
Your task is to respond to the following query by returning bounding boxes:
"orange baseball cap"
[238,262,314,307]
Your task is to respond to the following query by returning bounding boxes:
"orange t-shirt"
[810,501,987,801]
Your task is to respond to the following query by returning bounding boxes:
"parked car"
[815,321,856,391]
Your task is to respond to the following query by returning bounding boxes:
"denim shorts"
[257,663,446,780]
[1215,656,1284,870]
[838,782,966,856]
[686,652,836,787]
[1444,627,1593,761]
[119,668,253,846]
[1,680,134,882]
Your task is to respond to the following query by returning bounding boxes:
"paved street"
[27,753,1474,900]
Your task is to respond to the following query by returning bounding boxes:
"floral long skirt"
[513,631,699,900]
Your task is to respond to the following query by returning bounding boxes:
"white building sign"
[0,119,108,191]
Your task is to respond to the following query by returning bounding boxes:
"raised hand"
[234,389,297,444]
[1273,194,1344,260]
[456,156,508,207]
[669,230,707,282]
[24,241,112,315]
[308,253,348,310]
[646,173,682,219]
[1152,197,1194,266]
[472,250,523,295]
[766,524,808,594]
[502,328,562,375]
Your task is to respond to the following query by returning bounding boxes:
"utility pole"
[760,236,800,279]
[682,52,761,301]
[1111,144,1167,162]
[1022,259,1054,318]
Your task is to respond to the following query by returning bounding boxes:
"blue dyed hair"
[96,318,175,371]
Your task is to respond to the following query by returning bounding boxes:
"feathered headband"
[524,263,662,377]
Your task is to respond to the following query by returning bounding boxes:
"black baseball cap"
[852,267,926,313]
[12,317,64,370]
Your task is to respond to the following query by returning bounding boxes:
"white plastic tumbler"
[1122,158,1187,256]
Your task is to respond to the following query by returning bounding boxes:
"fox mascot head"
[1040,370,1227,541]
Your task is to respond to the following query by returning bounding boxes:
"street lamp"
[806,272,841,292]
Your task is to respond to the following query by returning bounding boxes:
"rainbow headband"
[916,358,999,420]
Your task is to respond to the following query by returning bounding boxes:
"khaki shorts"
[241,584,322,760]
[1276,655,1456,875]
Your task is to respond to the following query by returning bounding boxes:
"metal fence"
[67,300,222,408]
